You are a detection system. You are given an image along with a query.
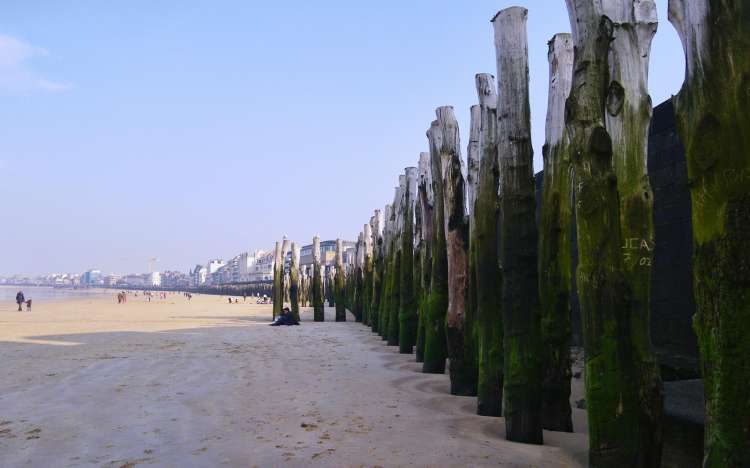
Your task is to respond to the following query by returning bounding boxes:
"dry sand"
[0,293,587,467]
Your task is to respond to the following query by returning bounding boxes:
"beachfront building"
[192,265,208,287]
[160,271,190,289]
[299,240,356,270]
[82,269,103,286]
[248,251,275,282]
[118,274,147,287]
[103,274,121,287]
[149,272,161,287]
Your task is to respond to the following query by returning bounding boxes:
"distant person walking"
[15,291,24,311]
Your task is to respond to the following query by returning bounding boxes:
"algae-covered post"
[398,166,418,354]
[378,204,393,338]
[493,6,543,444]
[539,33,574,432]
[564,0,659,464]
[335,238,346,322]
[290,242,300,322]
[387,178,405,347]
[370,210,383,333]
[273,241,283,319]
[363,222,374,327]
[466,103,481,398]
[423,120,448,374]
[604,1,664,457]
[415,152,433,364]
[669,0,750,465]
[473,72,504,417]
[312,236,325,321]
[438,106,477,396]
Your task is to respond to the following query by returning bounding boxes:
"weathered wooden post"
[437,106,477,395]
[388,176,406,346]
[415,152,433,363]
[606,2,663,457]
[466,103,481,390]
[370,210,383,333]
[354,231,365,322]
[493,7,543,444]
[312,235,325,322]
[669,1,750,465]
[564,0,660,464]
[423,120,449,374]
[539,33,575,432]
[378,204,394,338]
[334,238,346,321]
[273,241,283,319]
[363,223,374,326]
[290,242,300,322]
[398,166,419,354]
[474,72,504,417]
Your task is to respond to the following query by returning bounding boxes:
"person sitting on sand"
[16,291,24,311]
[270,307,299,326]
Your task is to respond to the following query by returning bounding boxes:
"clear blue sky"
[0,0,684,276]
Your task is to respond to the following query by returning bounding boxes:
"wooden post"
[467,102,481,390]
[474,72,504,417]
[363,223,374,326]
[423,120,449,374]
[387,176,406,346]
[312,235,324,322]
[493,7,543,444]
[436,106,477,395]
[669,0,750,464]
[335,238,346,321]
[606,2,664,459]
[290,242,300,322]
[379,204,393,338]
[354,231,365,322]
[564,0,660,464]
[398,166,419,354]
[539,33,575,432]
[416,152,433,363]
[273,241,283,319]
[370,210,383,333]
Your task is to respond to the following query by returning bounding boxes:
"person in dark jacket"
[16,291,24,311]
[270,307,299,326]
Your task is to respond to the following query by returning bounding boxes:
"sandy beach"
[0,293,587,467]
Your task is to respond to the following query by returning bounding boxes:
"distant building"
[161,270,190,289]
[299,240,356,270]
[104,274,121,287]
[192,265,208,287]
[149,271,161,287]
[249,250,275,282]
[119,274,147,287]
[82,269,103,285]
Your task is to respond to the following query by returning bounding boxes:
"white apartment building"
[149,271,161,287]
[248,250,275,282]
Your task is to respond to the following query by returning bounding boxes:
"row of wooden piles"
[333,2,749,467]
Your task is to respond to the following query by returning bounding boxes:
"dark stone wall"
[535,99,698,377]
[647,100,698,378]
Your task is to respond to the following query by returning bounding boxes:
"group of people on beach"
[116,291,128,304]
[15,291,31,311]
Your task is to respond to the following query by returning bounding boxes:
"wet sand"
[0,293,587,467]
